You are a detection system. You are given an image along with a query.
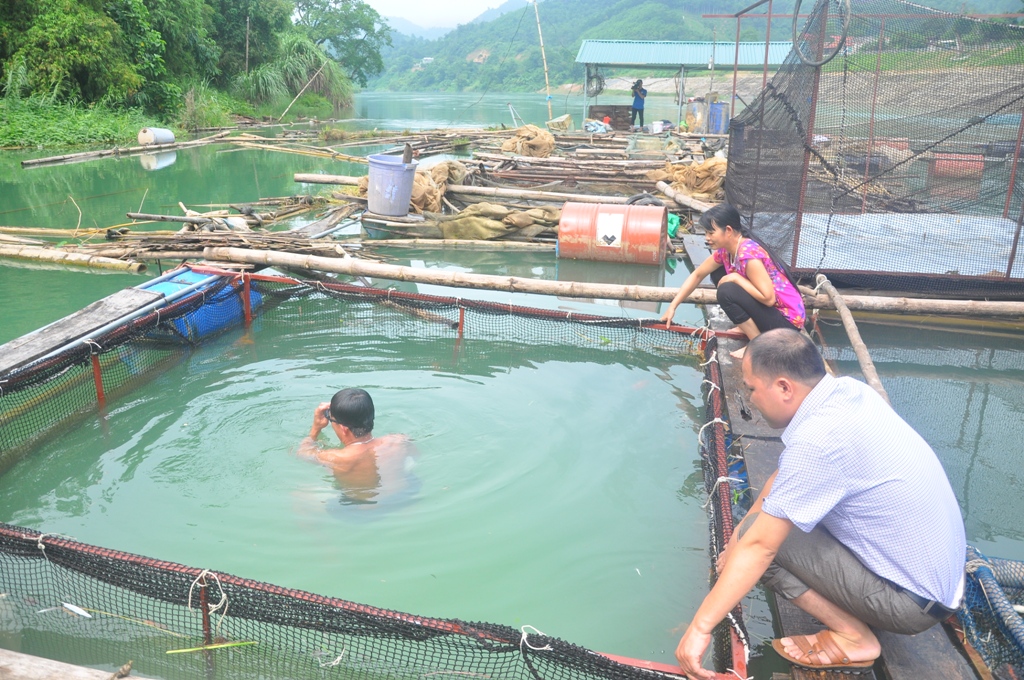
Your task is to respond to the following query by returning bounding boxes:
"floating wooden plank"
[0,288,162,375]
[679,235,715,289]
[0,648,115,679]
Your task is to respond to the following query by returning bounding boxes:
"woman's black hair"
[699,204,800,292]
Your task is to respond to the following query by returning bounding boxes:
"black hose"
[625,194,665,207]
[792,0,851,68]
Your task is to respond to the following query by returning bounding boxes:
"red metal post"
[863,18,886,214]
[1006,204,1024,280]
[791,3,828,268]
[457,307,465,339]
[242,273,252,327]
[762,0,773,89]
[199,576,213,645]
[731,18,742,119]
[1002,107,1024,220]
[90,354,106,407]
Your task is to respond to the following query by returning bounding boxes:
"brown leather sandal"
[771,630,876,674]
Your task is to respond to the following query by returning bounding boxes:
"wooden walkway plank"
[679,234,716,288]
[0,288,163,375]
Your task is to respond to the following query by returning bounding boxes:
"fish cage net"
[726,0,1024,297]
[698,338,750,674]
[959,546,1024,677]
[0,270,748,679]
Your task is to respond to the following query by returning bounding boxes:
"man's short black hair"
[329,388,374,437]
[746,329,826,386]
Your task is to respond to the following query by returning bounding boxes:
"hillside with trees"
[369,0,1023,93]
[0,0,392,145]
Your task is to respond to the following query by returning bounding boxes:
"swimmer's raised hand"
[311,401,331,436]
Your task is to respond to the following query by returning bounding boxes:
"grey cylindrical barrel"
[138,127,176,145]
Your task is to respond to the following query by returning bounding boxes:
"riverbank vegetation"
[0,0,390,147]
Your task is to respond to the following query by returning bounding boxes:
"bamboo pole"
[804,293,1024,318]
[293,173,632,205]
[531,0,553,121]
[655,181,716,213]
[0,245,146,273]
[204,246,712,303]
[296,173,362,186]
[359,239,555,251]
[204,245,1024,318]
[21,132,231,168]
[126,213,213,225]
[816,275,889,403]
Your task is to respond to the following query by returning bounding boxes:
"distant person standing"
[630,79,647,130]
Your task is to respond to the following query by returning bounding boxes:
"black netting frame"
[726,0,1024,297]
[698,338,750,676]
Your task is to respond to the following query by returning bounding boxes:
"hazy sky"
[364,0,505,28]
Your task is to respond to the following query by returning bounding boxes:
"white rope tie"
[698,418,727,440]
[316,646,347,668]
[32,533,79,606]
[187,570,229,639]
[812,278,828,296]
[965,558,990,574]
[519,625,552,652]
[703,477,744,509]
[725,668,752,680]
[701,379,720,394]
[83,339,102,354]
[154,307,161,326]
[387,288,393,302]
[700,350,718,367]
[690,325,712,338]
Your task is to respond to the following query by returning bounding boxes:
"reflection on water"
[139,151,176,171]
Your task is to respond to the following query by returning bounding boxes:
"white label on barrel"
[596,213,624,248]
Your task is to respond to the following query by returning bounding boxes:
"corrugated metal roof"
[575,40,793,69]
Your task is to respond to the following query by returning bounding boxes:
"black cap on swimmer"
[329,388,374,437]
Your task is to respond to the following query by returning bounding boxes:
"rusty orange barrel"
[557,202,667,265]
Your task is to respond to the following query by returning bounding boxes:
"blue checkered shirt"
[761,375,966,607]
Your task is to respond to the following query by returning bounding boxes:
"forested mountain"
[368,0,1023,92]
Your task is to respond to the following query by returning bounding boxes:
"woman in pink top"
[661,204,806,357]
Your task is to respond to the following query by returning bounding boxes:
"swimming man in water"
[297,388,416,506]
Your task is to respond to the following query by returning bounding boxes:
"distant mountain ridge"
[383,16,452,40]
[369,0,1023,93]
[471,0,533,24]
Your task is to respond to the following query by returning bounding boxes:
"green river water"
[0,92,1022,678]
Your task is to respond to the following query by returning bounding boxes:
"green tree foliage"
[143,0,219,80]
[206,0,293,85]
[7,0,144,103]
[293,0,392,86]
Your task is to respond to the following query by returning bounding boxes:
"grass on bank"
[0,85,347,149]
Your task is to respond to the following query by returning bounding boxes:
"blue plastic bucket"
[709,103,730,134]
[367,154,418,217]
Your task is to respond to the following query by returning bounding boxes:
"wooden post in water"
[816,274,889,403]
[532,0,553,121]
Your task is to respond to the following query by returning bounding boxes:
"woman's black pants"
[711,268,798,332]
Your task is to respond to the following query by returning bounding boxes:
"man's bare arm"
[676,509,792,679]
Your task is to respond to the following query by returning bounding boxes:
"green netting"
[0,270,747,679]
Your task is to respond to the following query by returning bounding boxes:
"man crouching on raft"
[298,388,415,505]
[676,328,965,678]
